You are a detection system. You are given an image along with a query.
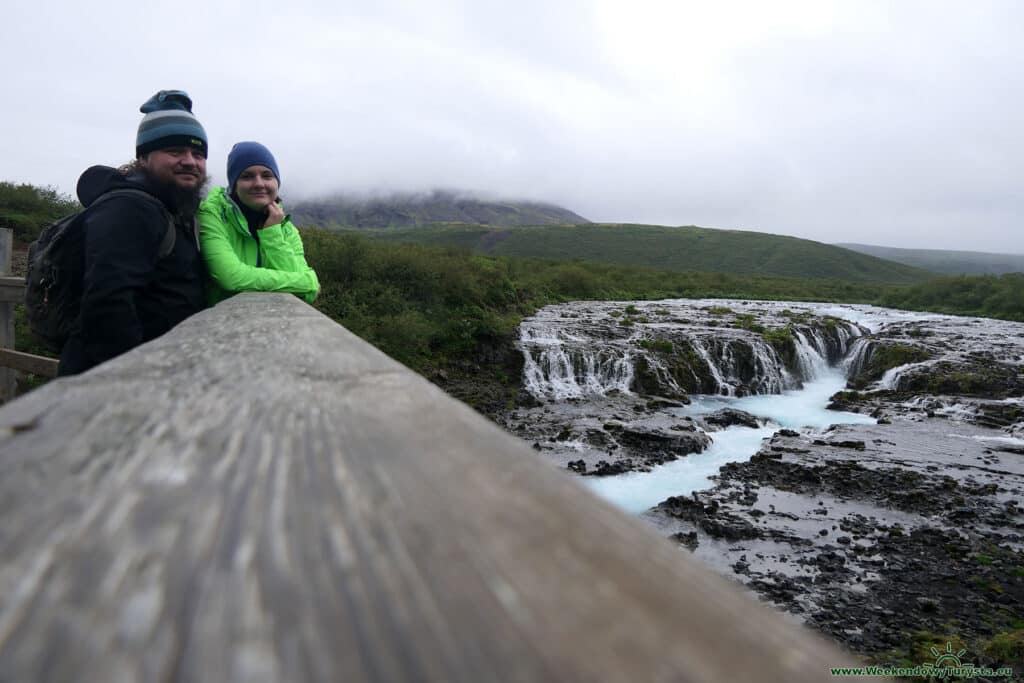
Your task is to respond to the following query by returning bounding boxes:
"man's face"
[139,146,207,190]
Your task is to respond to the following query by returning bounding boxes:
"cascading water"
[517,301,861,401]
[520,319,635,399]
[507,298,890,515]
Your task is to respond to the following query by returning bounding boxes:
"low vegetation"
[356,223,935,284]
[0,181,79,243]
[880,273,1024,322]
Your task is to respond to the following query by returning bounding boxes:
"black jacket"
[58,166,206,376]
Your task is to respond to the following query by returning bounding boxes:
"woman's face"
[235,165,279,210]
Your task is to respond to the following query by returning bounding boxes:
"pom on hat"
[227,142,281,191]
[136,89,208,157]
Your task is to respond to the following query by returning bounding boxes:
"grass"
[350,223,936,284]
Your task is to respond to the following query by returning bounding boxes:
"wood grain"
[0,349,58,378]
[0,293,863,682]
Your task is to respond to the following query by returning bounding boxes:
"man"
[58,90,209,376]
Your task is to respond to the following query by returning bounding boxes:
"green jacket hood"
[200,187,252,239]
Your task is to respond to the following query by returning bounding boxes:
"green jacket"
[198,187,320,306]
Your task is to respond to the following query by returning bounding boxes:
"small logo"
[922,642,971,673]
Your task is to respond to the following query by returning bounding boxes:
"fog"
[3,0,1021,252]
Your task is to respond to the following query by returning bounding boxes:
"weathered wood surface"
[0,348,58,378]
[0,277,24,304]
[0,293,862,682]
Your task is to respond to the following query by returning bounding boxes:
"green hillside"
[351,223,935,284]
[837,242,1024,276]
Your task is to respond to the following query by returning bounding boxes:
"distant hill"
[291,190,588,228]
[837,243,1024,276]
[357,223,936,284]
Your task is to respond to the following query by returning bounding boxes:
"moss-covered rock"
[848,342,931,389]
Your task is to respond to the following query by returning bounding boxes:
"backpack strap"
[89,188,176,259]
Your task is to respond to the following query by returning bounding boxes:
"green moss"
[849,343,931,389]
[761,326,796,368]
[983,630,1024,665]
[731,313,766,333]
[638,339,674,354]
[906,631,968,664]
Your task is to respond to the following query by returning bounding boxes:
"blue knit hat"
[136,90,208,157]
[227,142,281,191]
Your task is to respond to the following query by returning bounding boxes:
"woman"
[198,141,319,305]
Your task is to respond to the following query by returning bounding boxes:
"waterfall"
[520,319,635,400]
[791,328,831,380]
[522,344,634,400]
[689,337,734,396]
[518,305,864,401]
[842,337,872,377]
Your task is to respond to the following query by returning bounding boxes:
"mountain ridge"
[291,190,588,228]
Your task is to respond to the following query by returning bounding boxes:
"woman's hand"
[261,201,285,229]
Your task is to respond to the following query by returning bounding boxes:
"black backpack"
[24,189,176,351]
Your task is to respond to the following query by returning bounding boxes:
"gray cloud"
[3,0,1021,252]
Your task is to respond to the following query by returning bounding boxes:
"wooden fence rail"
[0,292,863,682]
[0,229,59,402]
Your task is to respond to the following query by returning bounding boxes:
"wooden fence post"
[0,228,15,401]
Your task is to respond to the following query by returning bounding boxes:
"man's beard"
[136,166,210,218]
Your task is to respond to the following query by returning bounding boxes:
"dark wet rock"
[898,360,1023,398]
[648,418,1024,667]
[812,439,867,450]
[703,408,765,429]
[567,459,586,474]
[589,460,633,476]
[672,531,699,550]
[656,495,764,541]
[603,422,712,464]
[646,396,690,410]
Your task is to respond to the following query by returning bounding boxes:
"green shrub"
[0,181,79,243]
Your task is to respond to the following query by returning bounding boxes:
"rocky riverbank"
[501,300,1024,672]
[647,416,1024,670]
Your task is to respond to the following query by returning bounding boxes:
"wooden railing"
[0,229,59,401]
[0,292,864,681]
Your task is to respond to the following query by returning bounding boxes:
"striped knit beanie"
[136,90,208,158]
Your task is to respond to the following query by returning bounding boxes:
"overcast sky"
[4,1,1021,252]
